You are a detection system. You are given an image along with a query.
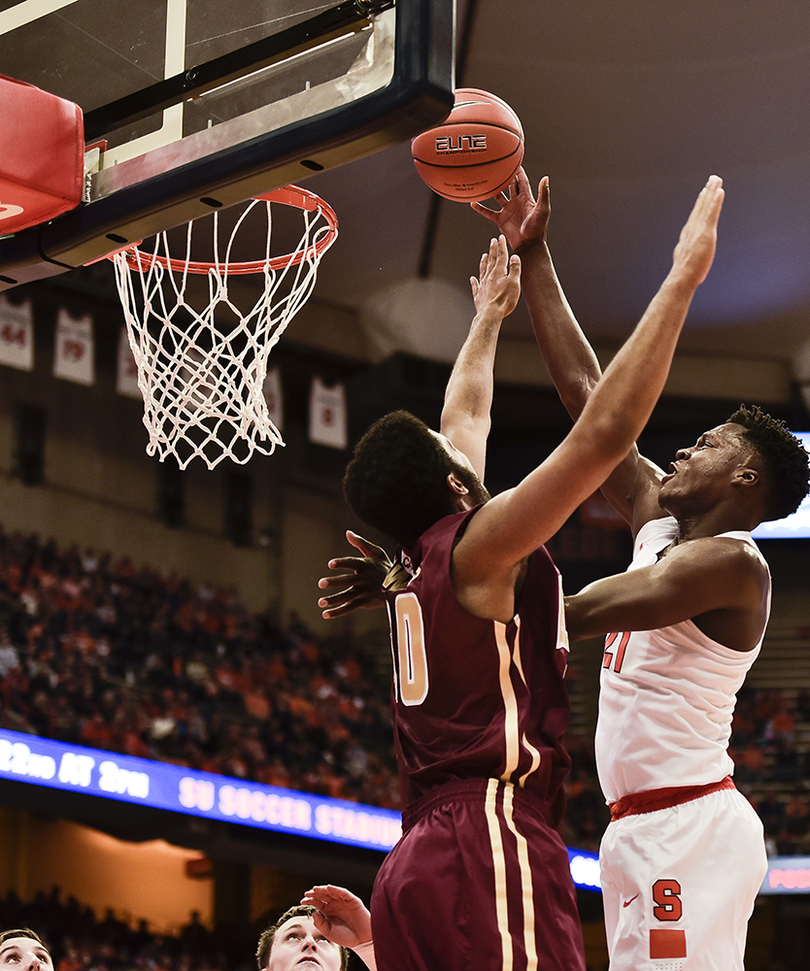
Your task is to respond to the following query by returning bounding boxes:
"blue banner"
[0,727,610,890]
[0,727,402,852]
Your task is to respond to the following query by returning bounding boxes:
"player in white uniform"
[473,171,810,971]
[590,517,770,971]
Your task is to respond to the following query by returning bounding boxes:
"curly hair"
[727,404,810,521]
[255,905,348,971]
[343,410,489,549]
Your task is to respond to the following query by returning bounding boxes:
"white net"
[111,186,338,469]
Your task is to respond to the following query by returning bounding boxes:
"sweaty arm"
[473,169,722,533]
[439,234,521,480]
[454,176,726,608]
[564,535,770,650]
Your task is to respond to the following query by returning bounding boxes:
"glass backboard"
[0,0,455,289]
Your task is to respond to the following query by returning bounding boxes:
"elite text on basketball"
[434,134,487,153]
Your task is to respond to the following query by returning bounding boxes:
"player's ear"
[447,473,469,495]
[733,467,760,487]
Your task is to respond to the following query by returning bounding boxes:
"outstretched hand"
[670,174,724,288]
[300,885,373,948]
[471,168,551,254]
[317,530,391,619]
[469,234,521,318]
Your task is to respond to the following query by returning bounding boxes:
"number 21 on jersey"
[603,631,630,673]
[388,592,429,706]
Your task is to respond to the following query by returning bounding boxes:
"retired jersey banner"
[0,295,34,371]
[116,327,141,398]
[54,309,94,385]
[309,376,347,449]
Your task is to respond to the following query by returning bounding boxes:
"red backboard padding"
[0,74,84,235]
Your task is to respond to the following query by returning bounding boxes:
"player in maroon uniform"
[324,187,723,971]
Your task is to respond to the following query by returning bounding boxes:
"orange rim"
[113,185,338,275]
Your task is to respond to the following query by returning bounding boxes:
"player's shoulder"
[675,531,769,585]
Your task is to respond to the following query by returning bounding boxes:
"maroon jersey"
[385,506,572,824]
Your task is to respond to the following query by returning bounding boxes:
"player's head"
[726,404,810,521]
[661,404,810,524]
[0,931,53,971]
[343,410,490,549]
[256,906,347,971]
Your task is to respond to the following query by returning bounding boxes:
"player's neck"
[674,507,752,542]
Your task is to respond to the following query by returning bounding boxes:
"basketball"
[411,88,524,203]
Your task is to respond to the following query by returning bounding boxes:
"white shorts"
[599,787,767,971]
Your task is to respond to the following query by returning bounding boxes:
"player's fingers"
[317,590,349,607]
[322,597,374,619]
[318,570,362,587]
[470,200,501,221]
[325,554,372,571]
[492,235,509,270]
[691,175,724,222]
[345,530,386,557]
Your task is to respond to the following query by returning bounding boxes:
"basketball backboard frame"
[0,0,455,291]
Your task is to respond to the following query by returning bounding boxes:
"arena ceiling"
[295,0,810,411]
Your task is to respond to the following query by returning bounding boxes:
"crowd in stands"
[731,686,810,856]
[0,886,245,971]
[0,526,809,855]
[0,527,399,809]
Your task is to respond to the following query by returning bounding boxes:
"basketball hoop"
[110,185,338,469]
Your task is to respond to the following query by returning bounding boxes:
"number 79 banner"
[54,308,95,386]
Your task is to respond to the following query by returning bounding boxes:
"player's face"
[0,938,54,971]
[265,917,342,971]
[659,422,755,513]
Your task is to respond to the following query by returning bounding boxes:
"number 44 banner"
[0,294,34,371]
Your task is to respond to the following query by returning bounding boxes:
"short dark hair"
[255,906,348,971]
[727,404,810,521]
[0,930,50,955]
[343,410,488,549]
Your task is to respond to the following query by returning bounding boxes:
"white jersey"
[594,515,770,804]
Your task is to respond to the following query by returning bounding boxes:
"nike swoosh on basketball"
[623,894,640,908]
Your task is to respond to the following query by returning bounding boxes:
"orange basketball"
[411,88,524,202]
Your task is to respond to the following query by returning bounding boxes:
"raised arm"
[474,170,600,417]
[473,169,718,533]
[439,234,521,480]
[455,177,725,602]
[317,238,520,620]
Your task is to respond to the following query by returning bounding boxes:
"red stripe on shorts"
[609,775,735,821]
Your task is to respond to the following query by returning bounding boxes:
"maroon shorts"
[370,778,586,971]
